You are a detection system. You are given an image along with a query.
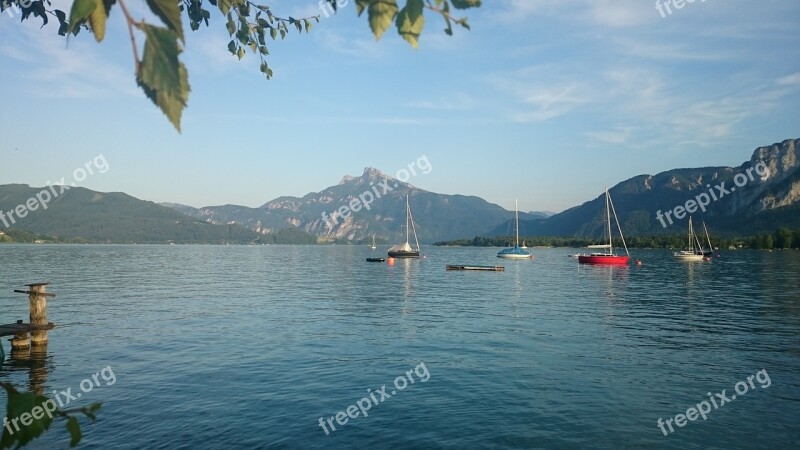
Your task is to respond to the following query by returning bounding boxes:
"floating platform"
[446,265,505,272]
[366,257,386,262]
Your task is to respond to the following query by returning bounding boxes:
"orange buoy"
[387,257,395,266]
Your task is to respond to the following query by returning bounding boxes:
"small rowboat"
[366,257,385,262]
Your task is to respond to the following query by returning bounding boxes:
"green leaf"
[0,383,55,449]
[218,0,230,15]
[66,417,81,447]
[137,24,190,132]
[66,0,100,35]
[396,0,425,48]
[54,9,69,36]
[368,0,398,40]
[146,0,185,41]
[451,0,481,8]
[356,0,369,16]
[87,1,107,42]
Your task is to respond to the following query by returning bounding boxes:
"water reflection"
[580,263,630,299]
[5,342,52,395]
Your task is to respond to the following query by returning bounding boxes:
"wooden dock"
[446,265,505,272]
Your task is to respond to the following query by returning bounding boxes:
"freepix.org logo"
[321,155,432,229]
[655,161,770,229]
[0,154,110,228]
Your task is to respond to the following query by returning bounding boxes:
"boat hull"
[673,252,705,261]
[496,244,532,259]
[496,253,532,259]
[578,255,630,265]
[388,251,420,258]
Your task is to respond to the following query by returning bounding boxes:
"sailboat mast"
[405,194,410,244]
[693,219,703,251]
[515,198,520,247]
[607,189,629,256]
[606,189,613,251]
[703,221,713,251]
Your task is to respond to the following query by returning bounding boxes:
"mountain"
[4,139,796,244]
[493,138,800,237]
[0,185,261,244]
[166,168,543,243]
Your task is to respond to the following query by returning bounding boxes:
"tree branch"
[117,0,141,73]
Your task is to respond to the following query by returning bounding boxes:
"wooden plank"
[13,290,56,297]
[0,323,55,337]
[446,265,505,272]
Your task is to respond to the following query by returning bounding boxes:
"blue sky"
[1,0,798,213]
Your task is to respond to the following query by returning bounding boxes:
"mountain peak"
[339,167,394,185]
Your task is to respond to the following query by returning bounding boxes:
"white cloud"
[1,20,137,99]
[587,127,633,145]
[777,72,800,86]
[494,0,652,27]
[407,92,476,111]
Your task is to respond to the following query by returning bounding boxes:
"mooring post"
[10,319,30,351]
[27,283,51,346]
[11,282,56,347]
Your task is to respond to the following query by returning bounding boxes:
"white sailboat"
[673,216,705,261]
[497,199,532,259]
[388,194,421,258]
[370,234,377,250]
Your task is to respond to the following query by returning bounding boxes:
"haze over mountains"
[1,139,798,244]
[165,167,551,243]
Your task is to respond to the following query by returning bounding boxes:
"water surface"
[1,245,798,449]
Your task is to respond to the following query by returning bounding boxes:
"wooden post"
[10,319,30,351]
[11,283,56,347]
[28,283,50,346]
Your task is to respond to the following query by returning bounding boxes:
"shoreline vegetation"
[433,231,800,250]
[2,228,799,250]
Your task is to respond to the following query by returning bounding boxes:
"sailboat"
[673,216,706,261]
[577,188,630,265]
[370,234,377,250]
[388,194,421,258]
[497,199,532,259]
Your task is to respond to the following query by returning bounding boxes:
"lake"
[1,245,799,449]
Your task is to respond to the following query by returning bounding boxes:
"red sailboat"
[578,188,630,265]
